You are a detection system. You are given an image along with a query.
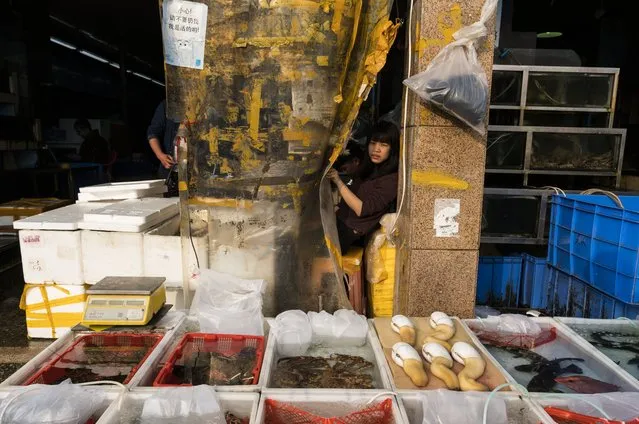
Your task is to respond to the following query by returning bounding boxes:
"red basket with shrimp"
[264,398,394,424]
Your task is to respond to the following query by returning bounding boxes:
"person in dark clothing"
[327,121,400,253]
[147,100,179,178]
[73,119,110,164]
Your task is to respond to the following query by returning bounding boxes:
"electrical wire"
[389,0,415,235]
[366,391,397,405]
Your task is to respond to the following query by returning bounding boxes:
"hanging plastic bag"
[419,389,508,424]
[273,310,313,357]
[403,0,498,134]
[0,380,100,424]
[366,213,396,284]
[140,385,226,424]
[468,314,555,350]
[190,269,265,336]
[308,309,368,346]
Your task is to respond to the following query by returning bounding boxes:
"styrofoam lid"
[82,198,179,225]
[79,179,165,193]
[13,203,114,230]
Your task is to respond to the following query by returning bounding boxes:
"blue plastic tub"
[476,256,523,307]
[544,266,639,319]
[520,254,547,309]
[548,194,639,303]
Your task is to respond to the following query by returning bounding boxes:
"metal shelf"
[490,65,620,128]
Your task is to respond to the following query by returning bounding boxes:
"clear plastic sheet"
[419,390,508,424]
[163,0,397,314]
[140,385,225,424]
[308,309,368,347]
[273,310,313,357]
[365,213,396,284]
[0,381,99,424]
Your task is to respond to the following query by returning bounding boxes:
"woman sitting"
[327,121,399,252]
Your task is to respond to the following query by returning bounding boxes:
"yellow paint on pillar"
[411,170,469,190]
[417,4,463,54]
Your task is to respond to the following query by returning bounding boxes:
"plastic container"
[255,391,403,424]
[262,320,392,391]
[548,194,639,304]
[521,254,548,309]
[153,333,265,387]
[398,391,554,424]
[24,333,163,386]
[545,266,639,319]
[95,389,259,424]
[464,317,639,393]
[476,256,523,306]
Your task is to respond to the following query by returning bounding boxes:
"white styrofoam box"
[80,179,165,193]
[0,386,120,422]
[464,317,639,392]
[398,391,554,424]
[14,202,113,231]
[81,230,145,283]
[23,284,87,339]
[77,186,166,202]
[261,319,392,391]
[256,391,405,424]
[555,317,639,388]
[96,390,259,423]
[80,198,179,233]
[133,316,274,392]
[19,229,84,285]
[1,311,185,388]
[165,287,193,311]
[143,215,207,289]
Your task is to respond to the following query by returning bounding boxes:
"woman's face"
[368,139,391,164]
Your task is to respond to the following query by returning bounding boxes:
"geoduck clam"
[422,311,456,350]
[421,342,459,390]
[391,315,416,345]
[392,342,428,387]
[451,341,488,392]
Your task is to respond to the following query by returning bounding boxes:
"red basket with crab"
[24,333,163,385]
[153,333,265,387]
[264,398,394,424]
[470,325,557,350]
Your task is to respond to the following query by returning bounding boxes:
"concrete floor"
[0,296,52,383]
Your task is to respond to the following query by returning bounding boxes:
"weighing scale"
[82,276,167,326]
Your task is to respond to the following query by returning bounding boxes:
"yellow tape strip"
[411,170,470,190]
[20,284,87,338]
[325,235,343,269]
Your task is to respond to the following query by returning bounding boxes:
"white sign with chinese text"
[434,198,460,237]
[162,0,208,69]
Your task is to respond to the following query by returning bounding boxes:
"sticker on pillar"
[433,199,460,237]
[162,0,208,70]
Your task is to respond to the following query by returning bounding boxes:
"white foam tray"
[373,318,507,392]
[0,312,186,389]
[80,180,165,193]
[554,317,639,389]
[260,319,392,392]
[96,389,259,423]
[13,203,113,231]
[256,391,406,424]
[79,198,179,232]
[132,316,275,392]
[464,317,639,392]
[78,186,166,202]
[398,391,554,424]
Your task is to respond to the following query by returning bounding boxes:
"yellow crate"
[368,244,396,317]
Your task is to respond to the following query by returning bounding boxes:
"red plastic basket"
[471,326,557,350]
[24,333,163,385]
[264,398,394,424]
[153,333,265,387]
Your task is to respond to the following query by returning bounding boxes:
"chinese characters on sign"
[162,0,208,69]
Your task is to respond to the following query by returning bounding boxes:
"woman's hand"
[326,168,340,183]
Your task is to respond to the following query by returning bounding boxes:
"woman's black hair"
[359,121,400,180]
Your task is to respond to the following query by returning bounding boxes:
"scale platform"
[82,276,166,326]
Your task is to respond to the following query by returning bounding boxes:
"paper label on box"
[162,0,208,69]
[434,198,460,237]
[21,233,43,247]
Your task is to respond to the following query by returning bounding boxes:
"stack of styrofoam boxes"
[14,202,106,338]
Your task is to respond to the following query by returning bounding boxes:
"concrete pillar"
[395,0,496,317]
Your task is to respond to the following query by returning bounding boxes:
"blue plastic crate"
[544,266,639,319]
[476,256,523,307]
[520,255,547,309]
[548,194,639,304]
